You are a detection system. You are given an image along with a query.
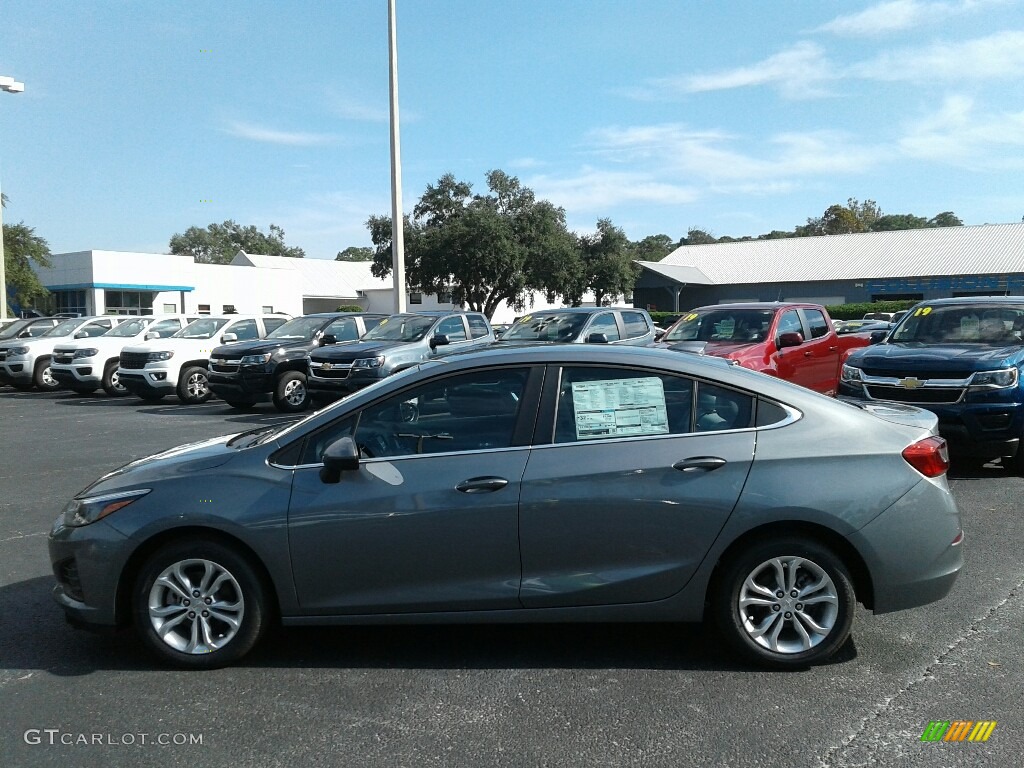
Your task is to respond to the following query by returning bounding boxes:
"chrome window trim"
[269,443,534,471]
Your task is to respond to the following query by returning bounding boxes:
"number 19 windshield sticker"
[571,377,669,440]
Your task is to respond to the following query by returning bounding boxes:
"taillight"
[902,436,950,477]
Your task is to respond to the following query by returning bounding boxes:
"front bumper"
[1,358,33,382]
[48,516,133,629]
[51,361,100,388]
[207,369,274,402]
[118,366,177,396]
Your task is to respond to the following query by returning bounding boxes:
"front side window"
[437,316,468,342]
[263,317,288,334]
[299,368,529,463]
[322,317,361,342]
[147,319,185,338]
[777,311,803,338]
[587,314,621,342]
[553,367,755,443]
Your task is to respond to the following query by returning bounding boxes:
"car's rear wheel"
[33,357,60,391]
[132,540,268,669]
[102,361,128,396]
[177,366,212,404]
[273,371,308,413]
[713,537,854,668]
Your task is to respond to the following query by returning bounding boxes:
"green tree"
[758,230,794,240]
[368,171,578,318]
[2,219,53,315]
[928,211,963,228]
[681,228,718,246]
[575,218,638,308]
[846,198,882,230]
[335,246,374,262]
[871,214,929,231]
[630,233,675,262]
[169,220,305,264]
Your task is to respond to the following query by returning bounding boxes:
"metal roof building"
[635,223,1024,312]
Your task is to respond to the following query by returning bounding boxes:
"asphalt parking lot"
[1,388,1022,768]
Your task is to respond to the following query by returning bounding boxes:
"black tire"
[224,400,256,411]
[272,371,309,413]
[102,360,129,397]
[69,386,97,395]
[712,537,855,669]
[177,365,212,404]
[33,357,61,391]
[139,391,165,402]
[132,539,269,669]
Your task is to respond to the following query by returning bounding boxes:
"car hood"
[210,338,304,357]
[121,337,219,354]
[1,334,72,350]
[53,336,140,354]
[311,340,406,361]
[849,342,1024,372]
[77,433,240,497]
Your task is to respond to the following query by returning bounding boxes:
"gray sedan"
[48,345,962,669]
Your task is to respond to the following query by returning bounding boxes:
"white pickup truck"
[0,316,127,391]
[117,314,289,404]
[50,315,198,396]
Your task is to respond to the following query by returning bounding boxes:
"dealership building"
[634,222,1024,311]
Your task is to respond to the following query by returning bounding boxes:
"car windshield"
[42,318,87,337]
[665,309,776,343]
[267,316,328,341]
[106,318,153,337]
[362,315,435,342]
[0,320,33,339]
[500,312,590,342]
[173,318,229,339]
[890,305,1024,345]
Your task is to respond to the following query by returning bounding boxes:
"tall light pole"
[388,0,407,313]
[0,75,25,321]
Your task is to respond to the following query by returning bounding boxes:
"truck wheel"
[177,366,212,404]
[1007,446,1024,476]
[33,357,61,391]
[102,361,129,396]
[273,371,309,413]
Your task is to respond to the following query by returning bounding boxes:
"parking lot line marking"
[0,531,48,544]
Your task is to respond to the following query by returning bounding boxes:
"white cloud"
[853,30,1024,82]
[815,0,1004,37]
[223,120,339,146]
[527,167,698,212]
[899,95,1024,168]
[261,191,391,257]
[324,88,389,122]
[655,42,835,99]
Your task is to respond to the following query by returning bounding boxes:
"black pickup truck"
[207,312,385,412]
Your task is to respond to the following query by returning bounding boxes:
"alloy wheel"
[147,558,245,654]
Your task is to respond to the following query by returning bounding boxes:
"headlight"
[8,346,30,357]
[240,353,273,365]
[970,368,1018,389]
[840,364,864,383]
[73,348,99,359]
[62,488,151,528]
[353,356,386,369]
[146,351,174,362]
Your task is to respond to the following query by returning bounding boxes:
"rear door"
[518,364,755,607]
[797,308,841,395]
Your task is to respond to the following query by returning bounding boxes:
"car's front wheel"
[177,366,212,404]
[713,537,855,668]
[132,540,269,669]
[102,361,128,396]
[33,357,61,391]
[273,371,308,413]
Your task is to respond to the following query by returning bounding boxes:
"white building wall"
[186,263,304,316]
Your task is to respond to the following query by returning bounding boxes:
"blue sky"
[2,0,1023,259]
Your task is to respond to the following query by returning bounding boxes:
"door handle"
[803,351,813,357]
[672,457,727,473]
[456,476,509,493]
[828,346,838,352]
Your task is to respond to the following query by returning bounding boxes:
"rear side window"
[468,315,490,338]
[804,310,829,339]
[263,317,288,334]
[363,316,384,332]
[621,311,651,339]
[229,319,260,341]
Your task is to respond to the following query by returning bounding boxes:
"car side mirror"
[321,334,337,346]
[320,436,360,484]
[429,334,450,349]
[870,330,888,344]
[144,331,161,340]
[777,331,804,348]
[221,332,238,343]
[586,333,609,344]
[654,330,665,342]
[73,330,88,339]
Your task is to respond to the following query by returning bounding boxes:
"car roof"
[387,310,482,317]
[300,312,388,318]
[914,296,1024,306]
[524,307,645,315]
[690,302,802,311]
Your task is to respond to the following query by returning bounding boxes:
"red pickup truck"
[656,302,872,396]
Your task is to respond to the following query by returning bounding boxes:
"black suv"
[207,312,386,412]
[307,311,494,406]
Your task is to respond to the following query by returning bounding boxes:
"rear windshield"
[890,305,1024,344]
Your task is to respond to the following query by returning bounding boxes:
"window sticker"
[571,377,669,440]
